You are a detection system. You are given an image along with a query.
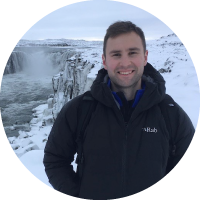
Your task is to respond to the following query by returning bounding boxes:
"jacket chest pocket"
[131,111,170,168]
[128,123,170,171]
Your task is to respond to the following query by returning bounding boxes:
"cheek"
[132,56,146,66]
[105,60,117,71]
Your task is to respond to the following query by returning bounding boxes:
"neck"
[111,79,142,101]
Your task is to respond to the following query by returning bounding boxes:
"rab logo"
[142,127,157,133]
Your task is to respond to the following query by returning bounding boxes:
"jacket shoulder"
[161,94,196,151]
[62,94,84,112]
[161,94,193,122]
[160,94,175,105]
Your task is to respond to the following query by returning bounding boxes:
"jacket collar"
[90,62,166,111]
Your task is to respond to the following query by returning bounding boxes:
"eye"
[113,53,121,57]
[129,52,136,55]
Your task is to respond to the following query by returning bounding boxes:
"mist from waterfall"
[4,47,67,76]
[22,52,56,76]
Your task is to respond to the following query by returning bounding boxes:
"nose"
[120,55,131,67]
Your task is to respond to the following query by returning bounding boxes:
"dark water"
[0,72,53,137]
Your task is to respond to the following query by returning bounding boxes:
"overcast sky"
[22,0,173,41]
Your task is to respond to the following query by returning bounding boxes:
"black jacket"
[43,63,194,199]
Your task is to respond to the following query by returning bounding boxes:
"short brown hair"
[103,21,146,56]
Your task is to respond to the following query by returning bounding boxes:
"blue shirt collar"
[107,79,145,108]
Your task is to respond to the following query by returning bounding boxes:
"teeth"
[119,71,132,75]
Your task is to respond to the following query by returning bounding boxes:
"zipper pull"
[124,121,128,139]
[124,122,128,127]
[80,153,84,164]
[171,145,176,156]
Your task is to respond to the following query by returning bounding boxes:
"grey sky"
[22,0,173,41]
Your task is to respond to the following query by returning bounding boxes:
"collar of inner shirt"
[107,79,145,108]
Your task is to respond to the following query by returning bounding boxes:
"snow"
[16,150,53,193]
[15,150,76,193]
[3,33,200,190]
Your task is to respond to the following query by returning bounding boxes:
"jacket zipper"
[114,104,131,196]
[122,121,128,196]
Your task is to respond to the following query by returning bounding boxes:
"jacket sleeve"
[43,97,80,197]
[168,104,200,193]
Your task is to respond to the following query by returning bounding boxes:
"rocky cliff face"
[50,53,95,119]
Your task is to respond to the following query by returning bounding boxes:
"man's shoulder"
[160,94,192,123]
[159,94,182,111]
[62,91,95,112]
[161,94,184,110]
[62,93,85,111]
[56,93,86,122]
[161,94,175,104]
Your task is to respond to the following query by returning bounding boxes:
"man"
[43,21,194,199]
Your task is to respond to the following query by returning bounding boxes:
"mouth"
[117,70,135,75]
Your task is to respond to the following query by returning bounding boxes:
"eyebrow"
[109,47,141,55]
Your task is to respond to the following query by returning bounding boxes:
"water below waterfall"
[0,72,53,137]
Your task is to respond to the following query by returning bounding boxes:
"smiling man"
[44,21,194,199]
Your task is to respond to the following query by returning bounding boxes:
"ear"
[144,50,148,66]
[102,54,107,69]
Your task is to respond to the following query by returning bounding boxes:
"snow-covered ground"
[3,34,200,189]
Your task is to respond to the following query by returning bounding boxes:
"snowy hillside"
[2,33,200,188]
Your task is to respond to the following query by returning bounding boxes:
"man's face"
[102,32,148,91]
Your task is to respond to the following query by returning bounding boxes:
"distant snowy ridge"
[157,33,200,48]
[17,33,178,47]
[17,38,103,47]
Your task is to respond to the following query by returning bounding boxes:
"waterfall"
[4,49,99,119]
[4,51,29,74]
[3,48,76,76]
